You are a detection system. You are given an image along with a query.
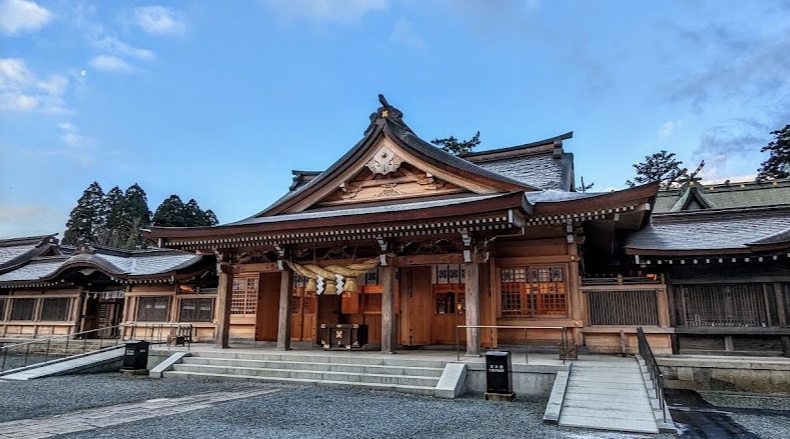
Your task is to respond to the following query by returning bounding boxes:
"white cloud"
[89,55,136,73]
[133,5,186,35]
[0,0,51,35]
[658,120,682,137]
[264,0,387,23]
[390,18,426,50]
[0,58,68,112]
[94,36,154,60]
[0,204,66,239]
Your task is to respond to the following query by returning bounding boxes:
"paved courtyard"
[0,373,788,438]
[0,373,675,439]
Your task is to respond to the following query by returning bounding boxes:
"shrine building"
[145,96,665,355]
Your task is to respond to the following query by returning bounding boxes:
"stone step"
[185,350,446,368]
[162,370,437,396]
[181,357,444,377]
[171,363,440,387]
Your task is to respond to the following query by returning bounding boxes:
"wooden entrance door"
[255,272,280,341]
[97,299,123,338]
[399,266,432,346]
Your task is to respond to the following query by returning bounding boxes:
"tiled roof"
[0,245,208,285]
[227,193,509,226]
[626,208,790,252]
[654,180,790,213]
[525,190,601,203]
[0,258,65,282]
[474,153,574,191]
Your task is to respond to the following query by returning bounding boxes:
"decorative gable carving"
[366,146,403,175]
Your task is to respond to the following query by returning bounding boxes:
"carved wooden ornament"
[366,146,403,175]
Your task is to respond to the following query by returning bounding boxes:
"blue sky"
[2,0,789,239]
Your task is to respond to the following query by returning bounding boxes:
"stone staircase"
[163,351,447,396]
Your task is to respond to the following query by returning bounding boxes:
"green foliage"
[576,177,594,193]
[430,131,480,156]
[152,195,218,227]
[63,182,106,246]
[64,182,216,249]
[625,150,688,189]
[757,124,790,180]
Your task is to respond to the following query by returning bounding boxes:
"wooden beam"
[276,268,293,350]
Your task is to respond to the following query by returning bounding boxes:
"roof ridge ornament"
[365,94,405,134]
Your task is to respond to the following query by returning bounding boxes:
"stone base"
[484,392,516,402]
[121,368,149,376]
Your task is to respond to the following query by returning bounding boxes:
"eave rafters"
[164,212,519,251]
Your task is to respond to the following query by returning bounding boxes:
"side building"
[626,179,790,356]
[146,97,668,355]
[0,236,217,341]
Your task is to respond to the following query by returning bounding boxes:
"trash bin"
[484,350,515,401]
[122,340,150,370]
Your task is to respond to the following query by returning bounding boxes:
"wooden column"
[567,238,583,347]
[464,262,481,356]
[277,268,293,350]
[381,264,395,354]
[215,261,234,349]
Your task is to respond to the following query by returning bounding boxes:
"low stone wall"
[657,356,790,393]
[464,363,566,396]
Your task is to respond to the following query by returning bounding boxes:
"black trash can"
[484,350,515,400]
[122,341,150,370]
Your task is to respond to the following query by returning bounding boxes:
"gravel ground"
[697,391,790,439]
[0,373,677,439]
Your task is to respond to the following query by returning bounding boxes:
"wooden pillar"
[277,268,293,350]
[215,261,233,349]
[568,242,584,347]
[381,264,395,354]
[465,262,481,356]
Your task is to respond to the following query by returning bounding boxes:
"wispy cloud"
[132,5,187,36]
[0,57,68,113]
[694,118,769,181]
[264,0,387,24]
[658,120,682,138]
[94,36,155,61]
[89,55,136,74]
[390,18,425,50]
[0,0,51,35]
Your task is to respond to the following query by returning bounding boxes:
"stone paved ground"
[0,373,678,439]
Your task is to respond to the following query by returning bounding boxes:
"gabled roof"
[625,206,790,255]
[0,241,211,287]
[654,179,790,213]
[0,235,60,274]
[251,96,539,218]
[463,132,575,191]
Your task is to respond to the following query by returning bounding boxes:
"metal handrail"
[454,325,571,364]
[637,327,666,423]
[0,323,193,372]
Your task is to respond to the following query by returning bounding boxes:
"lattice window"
[676,283,776,327]
[588,290,658,326]
[232,276,258,315]
[10,298,35,321]
[499,266,567,316]
[40,298,69,321]
[179,298,214,322]
[137,296,170,322]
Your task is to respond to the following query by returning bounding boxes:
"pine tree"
[122,183,152,249]
[63,182,106,246]
[152,195,188,227]
[203,209,219,226]
[97,186,125,247]
[625,150,688,188]
[757,124,790,180]
[430,131,481,156]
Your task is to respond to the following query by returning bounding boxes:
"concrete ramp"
[558,355,662,434]
[0,346,125,380]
